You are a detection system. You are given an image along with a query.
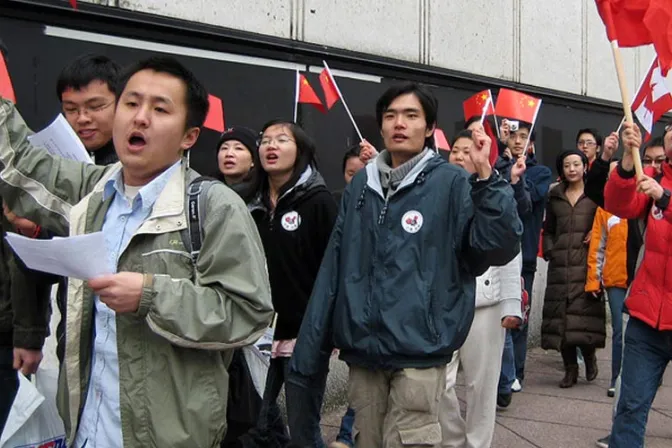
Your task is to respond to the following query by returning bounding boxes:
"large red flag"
[644,0,672,75]
[0,52,16,103]
[595,0,652,47]
[204,94,225,132]
[297,74,325,112]
[463,90,495,121]
[632,57,672,138]
[319,68,340,110]
[494,88,541,124]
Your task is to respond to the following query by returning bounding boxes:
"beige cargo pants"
[348,365,446,447]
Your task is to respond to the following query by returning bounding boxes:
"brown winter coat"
[541,183,605,351]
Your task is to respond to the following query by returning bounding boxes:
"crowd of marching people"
[0,48,670,448]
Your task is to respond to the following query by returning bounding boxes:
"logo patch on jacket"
[652,205,664,221]
[281,211,302,231]
[401,210,423,234]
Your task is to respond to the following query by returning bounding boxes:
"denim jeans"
[285,366,328,448]
[610,317,672,448]
[335,407,355,446]
[510,269,535,381]
[606,287,627,387]
[0,347,19,436]
[498,330,516,394]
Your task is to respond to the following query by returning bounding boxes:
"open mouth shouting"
[128,131,147,152]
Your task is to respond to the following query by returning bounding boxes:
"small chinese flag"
[463,90,495,121]
[643,0,672,75]
[298,74,325,112]
[595,0,651,47]
[0,51,16,103]
[204,94,225,132]
[434,128,450,151]
[70,0,78,9]
[319,68,340,109]
[495,88,541,124]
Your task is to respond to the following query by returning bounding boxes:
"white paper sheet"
[5,232,112,280]
[27,114,93,164]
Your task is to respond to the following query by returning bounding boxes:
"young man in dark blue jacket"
[288,84,522,448]
[497,122,552,403]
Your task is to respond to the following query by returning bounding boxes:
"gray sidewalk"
[319,345,672,447]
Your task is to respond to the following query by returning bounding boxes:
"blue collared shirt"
[75,161,181,448]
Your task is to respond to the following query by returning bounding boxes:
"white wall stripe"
[43,26,306,72]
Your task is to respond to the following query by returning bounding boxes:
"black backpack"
[180,176,217,264]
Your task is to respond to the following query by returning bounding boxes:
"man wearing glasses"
[576,128,602,167]
[602,119,672,448]
[58,54,121,165]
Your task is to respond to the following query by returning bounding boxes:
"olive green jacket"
[0,99,274,447]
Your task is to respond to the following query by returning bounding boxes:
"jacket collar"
[366,149,437,199]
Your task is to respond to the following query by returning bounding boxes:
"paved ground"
[319,344,672,447]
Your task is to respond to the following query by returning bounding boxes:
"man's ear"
[181,127,201,151]
[425,124,436,138]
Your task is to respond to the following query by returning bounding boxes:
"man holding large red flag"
[603,119,672,448]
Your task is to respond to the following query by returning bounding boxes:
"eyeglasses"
[259,136,295,147]
[577,140,597,148]
[643,157,667,166]
[63,101,115,118]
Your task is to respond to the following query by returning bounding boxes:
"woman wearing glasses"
[243,120,338,447]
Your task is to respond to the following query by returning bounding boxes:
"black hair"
[464,116,480,129]
[215,127,261,204]
[258,120,318,201]
[451,129,473,147]
[56,54,120,102]
[556,149,589,182]
[576,128,603,147]
[115,56,208,129]
[342,144,361,174]
[642,136,665,157]
[509,120,536,142]
[375,83,438,149]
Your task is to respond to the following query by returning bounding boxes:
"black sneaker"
[497,392,512,410]
[595,435,609,448]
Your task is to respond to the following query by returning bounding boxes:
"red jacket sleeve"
[604,164,654,220]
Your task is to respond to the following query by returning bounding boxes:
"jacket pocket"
[425,287,439,343]
[141,249,193,280]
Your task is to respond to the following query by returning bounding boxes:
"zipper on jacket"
[377,198,389,225]
[355,187,366,210]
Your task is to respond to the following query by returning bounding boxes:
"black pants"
[561,344,596,367]
[239,357,290,448]
[0,346,19,435]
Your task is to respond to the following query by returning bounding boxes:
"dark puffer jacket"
[541,183,605,350]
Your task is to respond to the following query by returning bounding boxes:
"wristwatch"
[655,188,671,211]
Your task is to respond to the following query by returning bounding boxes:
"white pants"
[439,305,506,448]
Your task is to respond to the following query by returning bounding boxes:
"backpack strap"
[182,176,217,265]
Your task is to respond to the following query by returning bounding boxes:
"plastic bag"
[0,367,65,448]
